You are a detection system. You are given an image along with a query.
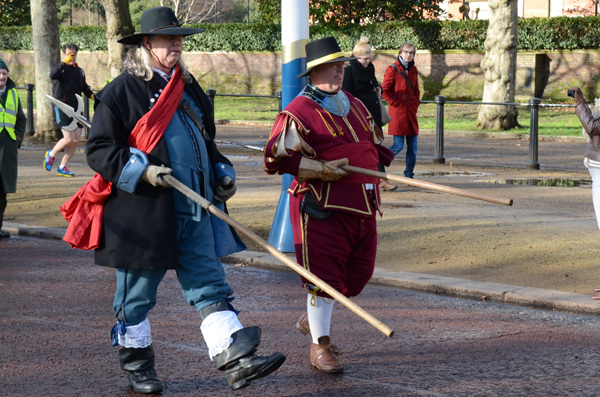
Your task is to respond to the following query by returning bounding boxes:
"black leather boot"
[213,326,286,390]
[119,345,163,394]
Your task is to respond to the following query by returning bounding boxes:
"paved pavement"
[5,219,600,317]
[4,234,600,396]
[5,126,600,396]
[5,125,600,317]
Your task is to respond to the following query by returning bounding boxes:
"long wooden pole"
[214,140,513,206]
[341,164,513,207]
[163,175,395,338]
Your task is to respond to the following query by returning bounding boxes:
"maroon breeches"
[289,193,378,299]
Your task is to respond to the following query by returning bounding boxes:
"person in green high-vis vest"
[0,58,26,238]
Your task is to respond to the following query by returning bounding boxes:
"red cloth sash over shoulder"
[60,66,185,250]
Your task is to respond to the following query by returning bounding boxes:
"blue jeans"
[389,135,418,178]
[113,215,234,326]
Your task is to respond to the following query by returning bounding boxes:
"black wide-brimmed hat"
[118,6,205,45]
[296,36,356,78]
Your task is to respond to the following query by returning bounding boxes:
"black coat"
[86,70,231,270]
[0,78,26,193]
[49,62,94,108]
[342,59,382,127]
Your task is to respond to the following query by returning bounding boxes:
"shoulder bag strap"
[392,64,416,94]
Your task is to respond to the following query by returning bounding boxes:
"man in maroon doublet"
[263,37,394,373]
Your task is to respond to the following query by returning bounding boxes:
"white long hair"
[121,37,192,83]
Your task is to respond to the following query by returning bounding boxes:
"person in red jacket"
[382,42,421,178]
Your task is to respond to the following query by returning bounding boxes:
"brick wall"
[3,49,600,102]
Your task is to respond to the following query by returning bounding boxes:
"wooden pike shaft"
[341,164,514,207]
[163,175,395,337]
[213,139,511,206]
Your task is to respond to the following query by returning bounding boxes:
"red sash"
[60,66,185,250]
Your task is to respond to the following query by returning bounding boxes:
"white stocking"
[306,294,335,344]
[589,167,600,229]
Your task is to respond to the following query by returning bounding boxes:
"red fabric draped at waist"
[60,66,184,250]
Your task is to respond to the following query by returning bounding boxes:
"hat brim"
[118,27,206,45]
[295,55,357,79]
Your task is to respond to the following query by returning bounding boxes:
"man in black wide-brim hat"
[263,36,394,373]
[70,6,285,394]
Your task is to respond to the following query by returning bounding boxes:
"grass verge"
[212,95,584,137]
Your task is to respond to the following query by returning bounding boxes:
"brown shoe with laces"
[295,312,310,335]
[380,179,397,191]
[295,313,340,354]
[310,336,344,373]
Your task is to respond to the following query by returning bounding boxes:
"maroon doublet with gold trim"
[263,92,393,299]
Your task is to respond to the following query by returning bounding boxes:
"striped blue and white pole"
[267,0,309,252]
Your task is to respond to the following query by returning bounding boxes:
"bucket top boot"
[118,345,163,394]
[212,326,286,390]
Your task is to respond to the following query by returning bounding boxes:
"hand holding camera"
[63,53,76,65]
[568,87,585,106]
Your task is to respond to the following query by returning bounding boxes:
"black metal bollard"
[206,89,216,121]
[528,97,541,170]
[82,94,91,137]
[277,91,282,113]
[433,95,446,164]
[25,83,35,136]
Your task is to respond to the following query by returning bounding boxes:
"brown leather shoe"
[295,312,310,335]
[310,336,344,373]
[594,287,600,292]
[295,313,340,354]
[380,179,397,191]
[592,292,600,300]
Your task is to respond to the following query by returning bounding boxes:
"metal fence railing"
[20,84,575,171]
[422,96,576,170]
[205,89,282,115]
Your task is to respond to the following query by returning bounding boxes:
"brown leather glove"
[142,165,172,187]
[570,86,585,107]
[298,157,349,182]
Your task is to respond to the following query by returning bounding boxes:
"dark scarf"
[398,56,415,72]
[349,59,377,86]
[346,59,379,93]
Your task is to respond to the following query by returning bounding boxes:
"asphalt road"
[3,234,600,397]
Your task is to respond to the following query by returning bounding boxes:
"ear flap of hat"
[0,58,8,72]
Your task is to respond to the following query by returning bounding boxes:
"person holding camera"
[569,86,600,300]
[45,43,94,177]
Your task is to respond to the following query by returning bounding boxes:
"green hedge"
[3,16,600,52]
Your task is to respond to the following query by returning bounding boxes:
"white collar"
[153,68,174,81]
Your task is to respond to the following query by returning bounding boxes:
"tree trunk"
[30,0,60,141]
[475,0,519,130]
[100,0,134,79]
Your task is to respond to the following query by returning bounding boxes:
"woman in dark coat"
[0,58,26,238]
[343,36,397,191]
